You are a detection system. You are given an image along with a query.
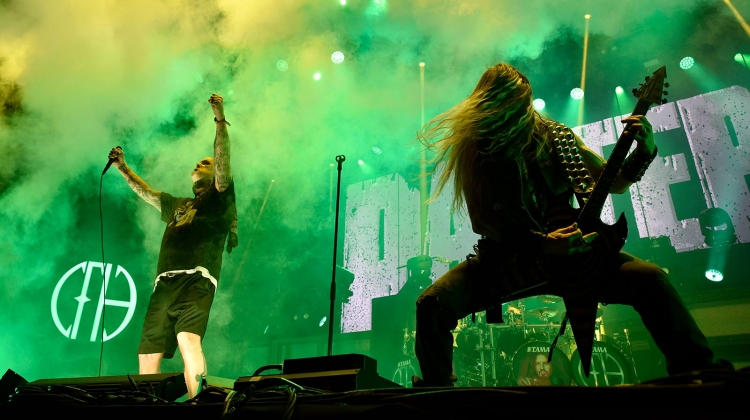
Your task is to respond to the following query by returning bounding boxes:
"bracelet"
[214,117,231,126]
[620,146,657,183]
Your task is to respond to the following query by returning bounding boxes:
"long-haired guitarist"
[412,63,721,386]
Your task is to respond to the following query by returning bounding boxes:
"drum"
[570,340,632,386]
[511,341,573,386]
[455,327,486,358]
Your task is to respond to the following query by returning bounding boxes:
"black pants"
[414,251,714,386]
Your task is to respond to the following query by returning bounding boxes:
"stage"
[4,373,749,418]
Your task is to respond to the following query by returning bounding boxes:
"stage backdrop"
[342,85,750,333]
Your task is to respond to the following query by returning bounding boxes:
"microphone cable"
[96,146,120,376]
[97,171,108,377]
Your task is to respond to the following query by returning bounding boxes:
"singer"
[107,94,237,398]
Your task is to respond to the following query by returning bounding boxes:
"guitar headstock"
[631,66,670,106]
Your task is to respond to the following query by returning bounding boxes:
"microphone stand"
[327,155,345,357]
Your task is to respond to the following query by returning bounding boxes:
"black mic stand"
[244,154,394,389]
[327,155,345,356]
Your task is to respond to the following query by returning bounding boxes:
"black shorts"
[137,271,215,359]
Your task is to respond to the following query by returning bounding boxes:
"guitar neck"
[578,99,653,225]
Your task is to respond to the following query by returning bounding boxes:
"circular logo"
[570,341,632,386]
[51,262,137,342]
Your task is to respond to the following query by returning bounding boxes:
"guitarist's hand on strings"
[622,115,655,155]
[542,223,598,255]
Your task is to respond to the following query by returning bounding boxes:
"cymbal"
[561,308,604,319]
[537,294,562,304]
[526,307,558,319]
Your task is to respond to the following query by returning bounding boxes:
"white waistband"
[153,266,218,292]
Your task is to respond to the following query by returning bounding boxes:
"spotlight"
[313,72,322,80]
[367,0,387,16]
[195,75,204,83]
[276,60,289,71]
[358,159,364,165]
[615,86,624,94]
[699,208,737,247]
[705,269,724,282]
[340,0,346,5]
[331,51,345,64]
[570,88,584,100]
[584,14,591,19]
[735,53,750,67]
[532,98,546,111]
[419,62,425,67]
[679,56,695,70]
[372,146,382,154]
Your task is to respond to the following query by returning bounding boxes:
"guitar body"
[541,199,629,288]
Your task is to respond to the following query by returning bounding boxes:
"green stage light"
[313,72,322,80]
[735,53,750,67]
[705,269,723,282]
[276,60,289,71]
[570,88,584,100]
[358,159,364,165]
[615,86,624,94]
[679,56,695,70]
[340,0,347,5]
[532,98,546,111]
[331,51,345,64]
[367,0,387,16]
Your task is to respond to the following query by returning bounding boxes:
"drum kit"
[450,295,636,387]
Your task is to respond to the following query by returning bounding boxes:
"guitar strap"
[536,124,596,209]
[539,124,601,370]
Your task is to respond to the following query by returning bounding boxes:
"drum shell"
[511,341,573,386]
[570,340,633,386]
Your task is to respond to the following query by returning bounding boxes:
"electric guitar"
[550,66,669,377]
[490,66,669,377]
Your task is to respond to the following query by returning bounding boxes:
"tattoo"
[120,165,162,211]
[213,123,232,191]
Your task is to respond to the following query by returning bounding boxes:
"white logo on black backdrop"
[51,262,137,342]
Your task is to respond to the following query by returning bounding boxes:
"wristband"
[621,146,657,183]
[214,117,231,126]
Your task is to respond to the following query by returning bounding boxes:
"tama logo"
[528,347,550,353]
[397,360,412,367]
[593,346,608,353]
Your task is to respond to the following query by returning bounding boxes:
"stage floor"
[4,368,748,418]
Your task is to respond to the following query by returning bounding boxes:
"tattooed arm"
[108,147,162,211]
[209,93,232,193]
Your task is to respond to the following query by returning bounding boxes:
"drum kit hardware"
[448,296,635,387]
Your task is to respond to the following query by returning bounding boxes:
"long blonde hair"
[419,64,543,213]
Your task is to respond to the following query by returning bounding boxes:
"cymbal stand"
[624,328,641,383]
[478,332,487,386]
[489,325,498,386]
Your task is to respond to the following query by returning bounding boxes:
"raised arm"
[108,147,162,211]
[209,94,232,193]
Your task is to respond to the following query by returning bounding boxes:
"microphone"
[102,146,122,175]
